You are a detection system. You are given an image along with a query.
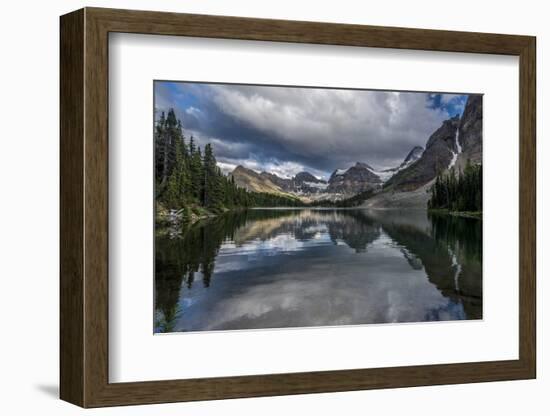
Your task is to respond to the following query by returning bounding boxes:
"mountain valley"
[229,95,482,208]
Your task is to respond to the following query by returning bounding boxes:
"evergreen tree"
[165,135,190,209]
[155,109,186,190]
[189,139,203,201]
[428,161,482,212]
[156,107,305,214]
[154,111,166,183]
[202,144,223,210]
[164,109,179,173]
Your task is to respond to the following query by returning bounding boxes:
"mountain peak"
[403,146,424,164]
[331,168,348,178]
[233,165,248,173]
[327,161,382,195]
[231,165,287,194]
[354,162,373,170]
[294,171,323,183]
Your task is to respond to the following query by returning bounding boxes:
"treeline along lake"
[154,106,482,333]
[155,208,482,332]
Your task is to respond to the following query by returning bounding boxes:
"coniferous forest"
[428,162,482,213]
[153,84,484,333]
[155,109,303,222]
[155,106,482,228]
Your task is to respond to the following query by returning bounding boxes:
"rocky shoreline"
[156,203,218,237]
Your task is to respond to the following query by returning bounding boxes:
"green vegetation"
[155,108,303,223]
[428,162,482,214]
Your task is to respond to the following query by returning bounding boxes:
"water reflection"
[155,209,482,333]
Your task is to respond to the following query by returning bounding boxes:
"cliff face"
[458,95,482,165]
[230,95,483,208]
[384,94,482,194]
[386,116,461,191]
[363,94,483,208]
[327,162,382,195]
[401,146,424,167]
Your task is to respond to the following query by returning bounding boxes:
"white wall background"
[0,0,546,414]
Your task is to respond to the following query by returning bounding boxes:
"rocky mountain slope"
[363,94,482,208]
[372,146,424,181]
[260,171,328,195]
[457,94,482,166]
[402,146,425,166]
[384,116,461,192]
[229,143,428,202]
[327,162,382,196]
[385,95,481,193]
[230,166,291,196]
[395,146,425,172]
[229,94,481,208]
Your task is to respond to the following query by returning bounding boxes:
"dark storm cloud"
[154,81,467,179]
[155,82,311,176]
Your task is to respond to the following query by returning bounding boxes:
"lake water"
[155,208,482,333]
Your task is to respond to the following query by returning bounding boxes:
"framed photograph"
[60,7,536,407]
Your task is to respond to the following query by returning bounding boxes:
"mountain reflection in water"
[155,209,482,333]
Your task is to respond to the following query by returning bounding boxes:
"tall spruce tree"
[428,161,482,212]
[165,134,190,209]
[202,144,223,210]
[189,138,203,201]
[154,111,166,184]
[156,107,305,214]
[163,109,179,179]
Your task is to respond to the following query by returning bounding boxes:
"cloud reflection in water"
[154,209,482,333]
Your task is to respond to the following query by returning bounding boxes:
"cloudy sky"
[154,81,468,180]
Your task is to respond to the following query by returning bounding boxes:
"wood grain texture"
[83,10,110,406]
[59,8,84,407]
[88,7,532,54]
[518,38,537,376]
[59,7,537,408]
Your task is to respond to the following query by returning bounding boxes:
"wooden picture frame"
[60,7,536,408]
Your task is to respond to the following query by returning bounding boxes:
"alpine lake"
[155,208,482,333]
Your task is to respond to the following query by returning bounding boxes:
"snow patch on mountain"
[447,128,462,170]
[368,168,396,183]
[366,147,424,183]
[304,181,329,190]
